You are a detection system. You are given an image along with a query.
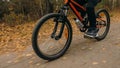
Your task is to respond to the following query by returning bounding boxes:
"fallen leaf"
[102,60,107,63]
[7,61,12,63]
[102,48,106,50]
[116,43,120,46]
[62,57,67,60]
[14,60,20,63]
[26,54,32,57]
[31,57,36,59]
[89,47,93,50]
[81,47,87,50]
[92,62,99,65]
[28,61,33,64]
[36,63,40,66]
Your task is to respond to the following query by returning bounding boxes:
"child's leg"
[86,0,98,29]
[84,0,99,38]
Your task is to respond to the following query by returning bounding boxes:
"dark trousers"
[74,0,99,29]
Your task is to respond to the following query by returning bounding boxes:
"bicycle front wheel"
[32,13,72,60]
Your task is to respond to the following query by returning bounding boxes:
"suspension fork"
[51,18,66,40]
[51,5,68,40]
[51,21,58,38]
[55,22,65,40]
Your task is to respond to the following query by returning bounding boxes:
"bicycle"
[32,0,110,60]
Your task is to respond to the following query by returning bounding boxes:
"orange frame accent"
[64,0,86,22]
[64,0,68,4]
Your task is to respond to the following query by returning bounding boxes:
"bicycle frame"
[52,0,87,40]
[64,0,86,22]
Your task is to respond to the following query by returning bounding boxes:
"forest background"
[0,0,120,25]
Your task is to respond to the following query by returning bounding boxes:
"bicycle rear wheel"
[95,9,110,41]
[32,13,72,60]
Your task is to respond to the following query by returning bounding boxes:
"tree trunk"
[39,0,54,16]
[112,0,117,9]
[46,0,54,13]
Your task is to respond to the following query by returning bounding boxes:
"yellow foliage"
[0,22,35,55]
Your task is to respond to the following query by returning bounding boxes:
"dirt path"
[0,21,120,68]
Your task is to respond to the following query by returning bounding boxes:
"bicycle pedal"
[84,34,99,39]
[84,35,95,39]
